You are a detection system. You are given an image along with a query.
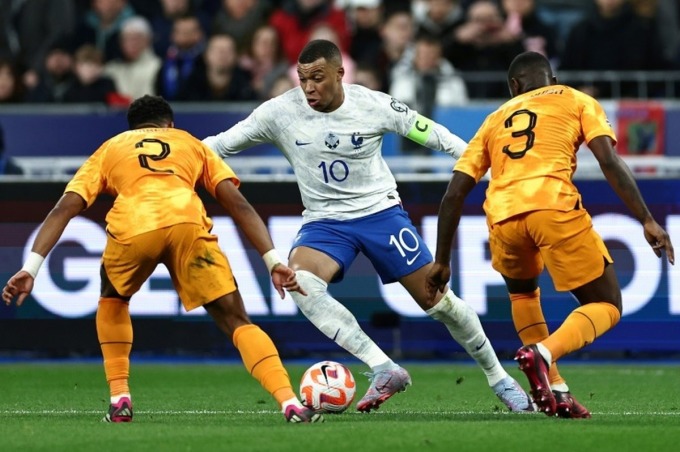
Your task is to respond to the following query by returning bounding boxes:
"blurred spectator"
[0,0,77,81]
[212,0,272,50]
[342,0,384,66]
[389,34,468,154]
[445,0,524,99]
[534,0,591,51]
[382,0,411,17]
[413,0,465,51]
[375,9,416,92]
[502,0,558,61]
[104,16,162,101]
[269,0,351,64]
[354,62,382,91]
[25,39,77,103]
[0,122,24,175]
[63,44,118,103]
[0,58,25,104]
[149,0,210,56]
[287,24,356,84]
[560,0,670,98]
[266,72,295,99]
[630,0,679,65]
[155,14,206,100]
[239,24,289,100]
[73,0,137,62]
[177,33,256,101]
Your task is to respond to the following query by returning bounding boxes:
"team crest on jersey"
[325,133,340,149]
[390,98,408,113]
[351,132,363,149]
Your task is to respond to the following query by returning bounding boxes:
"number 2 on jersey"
[502,109,537,159]
[137,138,174,173]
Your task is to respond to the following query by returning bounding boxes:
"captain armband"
[405,114,435,145]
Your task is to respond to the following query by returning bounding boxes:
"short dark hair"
[298,39,342,65]
[127,95,174,129]
[508,51,552,81]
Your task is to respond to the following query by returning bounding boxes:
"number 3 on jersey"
[503,109,537,159]
[137,138,174,173]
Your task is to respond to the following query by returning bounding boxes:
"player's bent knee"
[295,270,329,297]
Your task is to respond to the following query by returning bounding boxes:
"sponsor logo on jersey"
[295,139,312,146]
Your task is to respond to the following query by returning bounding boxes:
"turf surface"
[1,362,679,451]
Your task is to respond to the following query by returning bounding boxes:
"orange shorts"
[488,208,613,292]
[101,223,237,311]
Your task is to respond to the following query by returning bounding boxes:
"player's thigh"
[360,206,432,284]
[291,220,359,283]
[527,209,613,292]
[488,215,543,280]
[164,223,237,312]
[101,230,164,298]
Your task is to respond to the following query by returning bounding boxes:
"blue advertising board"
[1,179,678,357]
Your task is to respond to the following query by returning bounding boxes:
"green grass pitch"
[1,361,679,451]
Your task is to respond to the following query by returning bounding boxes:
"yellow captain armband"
[405,114,435,145]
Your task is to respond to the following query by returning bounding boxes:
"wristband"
[262,249,283,274]
[21,252,45,279]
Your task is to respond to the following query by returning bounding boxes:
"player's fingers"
[664,240,675,265]
[16,292,28,307]
[275,284,285,299]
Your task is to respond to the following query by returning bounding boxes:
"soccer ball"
[299,360,356,414]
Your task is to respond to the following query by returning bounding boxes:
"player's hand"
[643,219,675,265]
[2,270,35,306]
[426,262,451,301]
[271,264,307,299]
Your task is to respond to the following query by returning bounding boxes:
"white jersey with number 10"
[203,83,466,223]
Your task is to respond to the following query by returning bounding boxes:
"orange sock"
[96,297,133,398]
[510,289,565,386]
[233,324,296,407]
[543,302,621,362]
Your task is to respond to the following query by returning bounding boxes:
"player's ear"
[337,66,345,81]
[508,78,520,97]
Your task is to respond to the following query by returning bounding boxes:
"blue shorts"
[292,206,433,283]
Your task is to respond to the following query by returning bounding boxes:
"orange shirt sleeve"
[64,143,108,208]
[578,91,617,146]
[198,142,240,198]
[454,117,491,182]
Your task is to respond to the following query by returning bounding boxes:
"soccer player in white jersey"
[203,39,533,413]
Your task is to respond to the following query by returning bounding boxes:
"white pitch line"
[1,409,679,416]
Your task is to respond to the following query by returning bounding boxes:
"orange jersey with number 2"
[65,127,238,240]
[454,85,616,225]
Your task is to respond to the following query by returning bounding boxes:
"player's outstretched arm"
[2,192,86,306]
[589,136,674,264]
[427,171,478,299]
[213,179,306,298]
[403,115,468,160]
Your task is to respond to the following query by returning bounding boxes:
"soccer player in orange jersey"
[1,95,323,424]
[426,51,674,418]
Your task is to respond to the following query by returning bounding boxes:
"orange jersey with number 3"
[455,85,616,225]
[65,127,238,240]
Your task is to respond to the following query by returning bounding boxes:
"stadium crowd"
[0,0,679,107]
